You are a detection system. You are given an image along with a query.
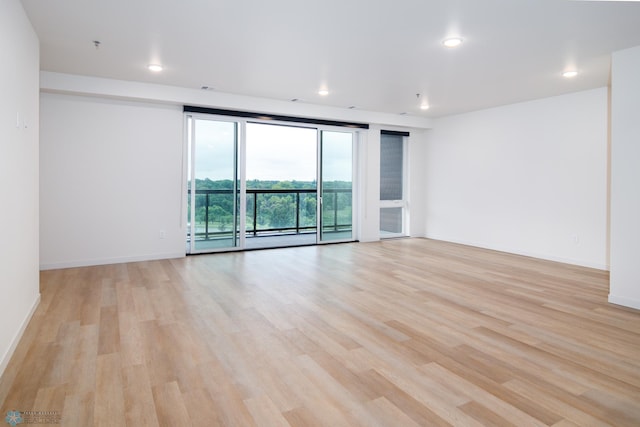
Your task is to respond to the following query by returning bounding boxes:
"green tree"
[262,194,294,228]
[209,206,229,231]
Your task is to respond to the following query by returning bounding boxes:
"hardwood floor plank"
[244,394,290,427]
[294,354,366,418]
[434,352,564,425]
[306,351,380,403]
[66,324,98,396]
[137,320,178,387]
[182,388,223,427]
[32,384,65,420]
[122,364,160,427]
[373,366,481,426]
[97,306,120,355]
[131,287,156,322]
[79,274,103,326]
[459,400,518,427]
[94,353,126,427]
[282,407,323,427]
[581,389,640,426]
[551,420,582,427]
[208,382,258,427]
[358,368,452,427]
[61,392,94,427]
[151,381,192,427]
[421,362,548,426]
[363,396,422,427]
[504,378,615,427]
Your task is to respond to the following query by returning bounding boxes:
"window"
[380,131,408,238]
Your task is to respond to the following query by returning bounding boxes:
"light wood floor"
[2,238,640,426]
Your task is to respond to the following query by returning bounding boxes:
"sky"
[192,120,353,182]
[246,123,316,182]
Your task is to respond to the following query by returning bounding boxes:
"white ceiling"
[20,0,640,117]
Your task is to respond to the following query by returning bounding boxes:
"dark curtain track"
[184,106,369,130]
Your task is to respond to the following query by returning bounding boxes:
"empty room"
[2,0,640,425]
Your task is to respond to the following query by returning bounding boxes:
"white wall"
[408,130,427,237]
[424,88,608,269]
[40,94,185,269]
[609,45,640,309]
[0,0,41,376]
[358,126,381,242]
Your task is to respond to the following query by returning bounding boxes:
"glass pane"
[245,123,317,248]
[191,119,238,251]
[380,207,403,236]
[321,131,353,242]
[380,134,403,200]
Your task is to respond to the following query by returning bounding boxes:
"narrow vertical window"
[380,131,408,238]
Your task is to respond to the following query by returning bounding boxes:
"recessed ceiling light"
[318,89,329,96]
[562,70,578,78]
[420,104,430,110]
[442,37,463,48]
[148,64,163,72]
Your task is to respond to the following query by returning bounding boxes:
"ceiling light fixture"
[416,93,429,110]
[442,37,463,48]
[562,70,578,78]
[148,64,163,72]
[318,89,329,96]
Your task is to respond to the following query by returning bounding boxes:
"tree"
[209,205,229,231]
[262,194,294,228]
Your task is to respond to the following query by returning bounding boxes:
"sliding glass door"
[245,123,318,249]
[186,115,357,253]
[319,130,355,243]
[187,117,239,253]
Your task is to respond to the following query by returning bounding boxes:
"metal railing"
[187,188,352,241]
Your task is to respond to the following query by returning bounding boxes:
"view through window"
[245,123,318,248]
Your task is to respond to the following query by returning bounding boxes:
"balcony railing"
[187,188,352,241]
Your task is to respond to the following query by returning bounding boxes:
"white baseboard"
[0,293,41,378]
[608,294,640,311]
[423,234,609,271]
[39,252,185,270]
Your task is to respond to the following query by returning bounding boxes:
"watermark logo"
[5,411,22,426]
[5,410,60,425]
